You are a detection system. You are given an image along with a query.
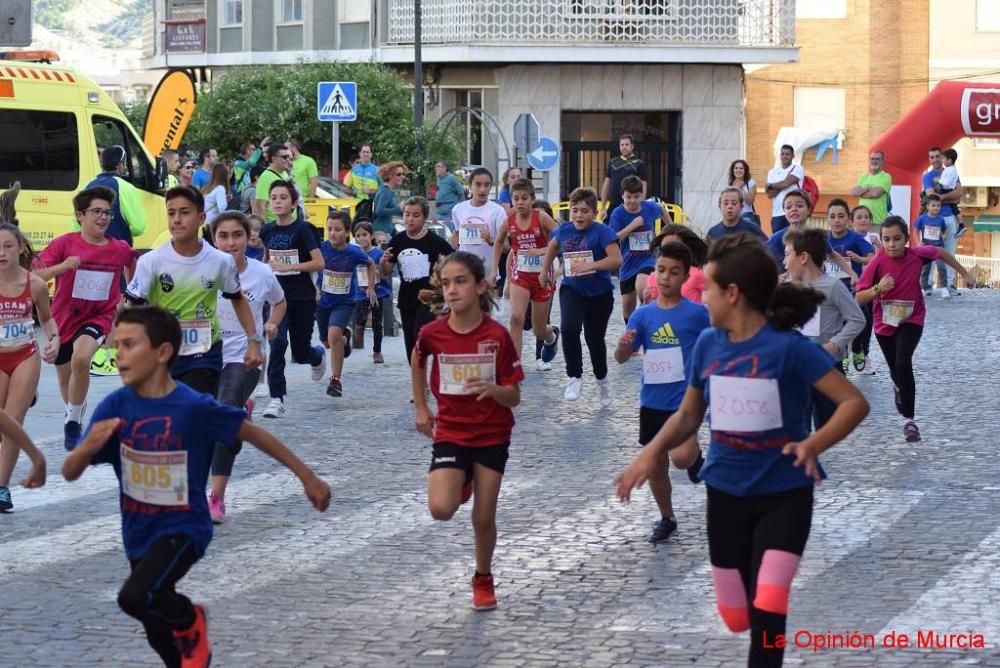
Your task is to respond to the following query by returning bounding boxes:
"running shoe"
[939,287,950,299]
[535,358,552,372]
[208,491,226,525]
[63,420,82,452]
[262,398,285,419]
[687,450,704,484]
[540,326,560,363]
[564,377,583,401]
[852,352,866,372]
[89,349,119,376]
[471,573,497,611]
[173,604,211,668]
[841,358,850,374]
[856,355,876,376]
[326,377,343,397]
[0,486,11,512]
[648,517,678,543]
[956,221,967,238]
[597,378,613,408]
[372,352,384,364]
[922,288,933,297]
[310,349,326,381]
[904,420,921,443]
[948,286,961,297]
[343,328,352,359]
[254,383,269,398]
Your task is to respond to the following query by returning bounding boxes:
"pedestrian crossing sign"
[317,81,357,122]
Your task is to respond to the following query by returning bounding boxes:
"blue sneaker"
[63,420,82,452]
[541,327,560,363]
[648,517,677,543]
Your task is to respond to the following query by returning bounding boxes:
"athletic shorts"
[0,344,38,376]
[54,323,106,366]
[619,271,651,296]
[429,441,510,476]
[316,303,354,337]
[510,274,554,303]
[639,406,676,446]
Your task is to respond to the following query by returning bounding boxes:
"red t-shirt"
[37,232,136,339]
[416,314,524,447]
[856,245,938,336]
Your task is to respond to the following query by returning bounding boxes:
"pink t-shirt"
[646,265,705,304]
[856,245,939,336]
[37,233,136,339]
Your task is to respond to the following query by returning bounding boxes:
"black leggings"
[118,534,199,668]
[268,299,323,399]
[400,304,435,366]
[707,485,813,668]
[353,297,386,354]
[850,301,873,356]
[559,285,614,379]
[875,323,923,419]
[811,365,843,431]
[211,362,259,477]
[174,367,220,396]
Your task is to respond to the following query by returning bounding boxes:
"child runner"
[245,214,267,262]
[765,190,856,280]
[705,188,768,242]
[914,194,950,297]
[645,224,709,304]
[62,306,330,667]
[824,198,874,372]
[490,178,560,365]
[351,221,392,363]
[616,234,870,668]
[784,228,866,430]
[259,179,325,418]
[316,211,377,397]
[848,205,880,375]
[0,223,57,511]
[855,216,974,443]
[125,186,263,398]
[34,186,136,451]
[540,187,622,405]
[208,212,287,525]
[412,251,523,611]
[380,196,455,365]
[449,167,507,280]
[614,242,708,543]
[608,175,658,323]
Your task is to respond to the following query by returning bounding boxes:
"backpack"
[802,175,820,209]
[354,198,374,222]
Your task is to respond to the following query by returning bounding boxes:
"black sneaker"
[541,327,560,363]
[648,517,677,543]
[687,450,704,484]
[343,328,352,359]
[326,377,343,397]
[0,485,11,512]
[64,420,82,452]
[904,420,921,443]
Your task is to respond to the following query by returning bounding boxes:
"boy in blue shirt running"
[63,306,331,668]
[614,242,710,543]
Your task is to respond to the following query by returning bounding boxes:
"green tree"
[120,99,149,136]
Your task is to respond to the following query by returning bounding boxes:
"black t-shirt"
[386,229,454,310]
[260,216,320,301]
[605,155,648,214]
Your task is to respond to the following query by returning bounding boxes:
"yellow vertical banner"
[142,69,197,155]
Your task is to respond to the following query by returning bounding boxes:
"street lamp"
[413,0,424,196]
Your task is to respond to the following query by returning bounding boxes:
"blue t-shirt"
[498,187,511,206]
[354,246,392,301]
[828,230,874,281]
[706,219,767,242]
[87,383,246,561]
[688,324,836,496]
[627,298,710,411]
[767,227,834,271]
[317,240,373,308]
[552,221,619,297]
[246,245,266,262]
[922,169,959,216]
[915,214,947,248]
[608,201,658,281]
[191,168,211,189]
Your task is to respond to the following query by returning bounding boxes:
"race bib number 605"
[121,445,189,507]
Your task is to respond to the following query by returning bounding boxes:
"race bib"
[0,319,32,349]
[217,303,240,337]
[823,260,847,280]
[179,318,212,356]
[643,347,685,384]
[881,300,914,327]
[628,231,653,252]
[923,225,942,241]
[121,444,189,507]
[356,265,370,288]
[563,250,595,278]
[460,223,486,245]
[798,309,821,337]
[72,269,114,301]
[398,253,431,281]
[322,270,352,295]
[438,353,496,395]
[270,249,299,276]
[516,252,543,273]
[709,375,783,433]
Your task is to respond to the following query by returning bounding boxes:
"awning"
[974,214,1000,232]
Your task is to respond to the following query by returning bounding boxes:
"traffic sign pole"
[331,122,339,181]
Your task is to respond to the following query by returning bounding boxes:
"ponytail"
[765,282,825,331]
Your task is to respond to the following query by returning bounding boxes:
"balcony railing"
[387,0,794,48]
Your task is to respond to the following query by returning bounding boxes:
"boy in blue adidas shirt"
[608,175,658,323]
[614,242,710,543]
[63,306,331,668]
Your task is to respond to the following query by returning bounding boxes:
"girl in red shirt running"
[413,251,524,611]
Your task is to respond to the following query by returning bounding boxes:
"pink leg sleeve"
[711,566,750,632]
[753,549,801,615]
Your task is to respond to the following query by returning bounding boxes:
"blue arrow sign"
[317,81,357,122]
[527,136,560,171]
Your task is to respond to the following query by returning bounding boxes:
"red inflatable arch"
[873,81,1000,224]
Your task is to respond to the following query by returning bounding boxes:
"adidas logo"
[650,322,680,345]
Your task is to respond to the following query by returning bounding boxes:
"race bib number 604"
[709,375,783,433]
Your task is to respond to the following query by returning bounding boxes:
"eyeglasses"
[183,165,195,170]
[280,154,292,161]
[84,208,112,218]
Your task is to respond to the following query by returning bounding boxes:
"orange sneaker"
[460,479,473,505]
[471,573,497,611]
[173,604,211,667]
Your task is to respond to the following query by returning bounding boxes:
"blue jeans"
[943,214,959,287]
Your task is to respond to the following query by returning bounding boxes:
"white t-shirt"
[938,165,959,190]
[767,164,805,217]
[217,258,285,365]
[450,200,507,273]
[204,185,228,225]
[740,179,757,215]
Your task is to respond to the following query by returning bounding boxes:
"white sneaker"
[597,378,613,408]
[311,349,326,381]
[262,398,285,418]
[858,357,876,375]
[939,287,950,299]
[564,377,583,401]
[255,383,269,398]
[535,359,552,371]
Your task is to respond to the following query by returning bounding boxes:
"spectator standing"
[343,144,380,201]
[202,163,231,226]
[922,147,963,295]
[232,138,266,200]
[180,159,196,186]
[372,162,407,238]
[191,148,218,189]
[600,134,647,220]
[727,159,758,225]
[850,150,892,225]
[85,145,146,247]
[765,144,804,233]
[289,139,319,199]
[253,144,293,222]
[433,161,465,220]
[498,167,521,213]
[161,149,181,189]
